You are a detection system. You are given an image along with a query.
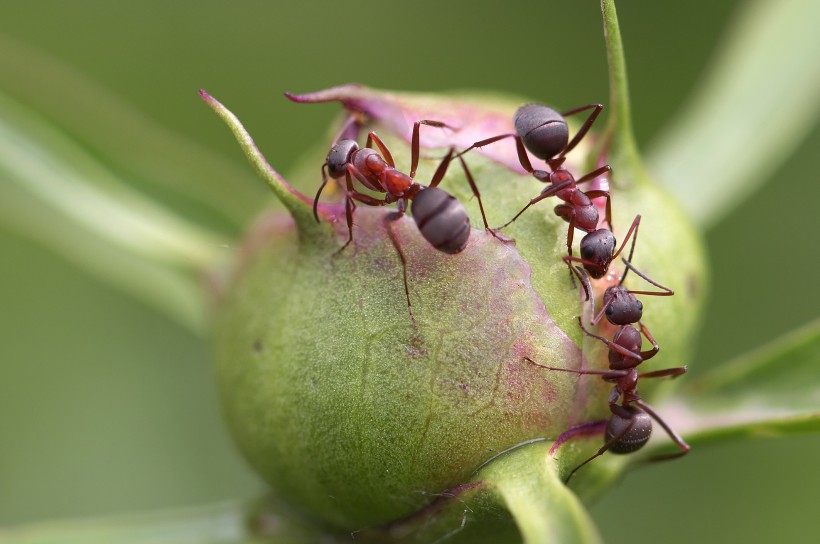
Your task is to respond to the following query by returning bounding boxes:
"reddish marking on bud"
[285,84,558,175]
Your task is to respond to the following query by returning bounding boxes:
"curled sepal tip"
[198,90,317,231]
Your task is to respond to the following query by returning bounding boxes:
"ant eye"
[581,244,594,259]
[606,305,614,316]
[637,301,643,310]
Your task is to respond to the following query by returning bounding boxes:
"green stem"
[600,0,647,185]
[482,442,603,544]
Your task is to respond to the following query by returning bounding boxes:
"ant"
[317,120,493,323]
[525,257,688,482]
[456,103,613,260]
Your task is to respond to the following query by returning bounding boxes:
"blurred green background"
[1,1,818,542]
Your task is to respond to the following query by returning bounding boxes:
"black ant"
[456,103,613,260]
[525,257,688,482]
[317,120,493,323]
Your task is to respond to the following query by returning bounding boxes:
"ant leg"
[577,318,644,364]
[559,104,603,157]
[612,215,642,283]
[335,170,358,254]
[345,166,393,207]
[565,214,576,258]
[335,165,395,255]
[313,162,330,223]
[561,255,608,306]
[639,366,687,380]
[552,209,579,287]
[621,258,675,297]
[428,147,455,188]
[454,155,495,234]
[561,259,592,303]
[365,132,396,168]
[565,405,636,483]
[577,266,593,305]
[636,321,660,361]
[549,419,608,456]
[522,356,629,379]
[383,212,416,327]
[456,133,536,174]
[410,120,456,178]
[621,259,675,297]
[575,165,612,185]
[633,399,690,461]
[496,179,576,229]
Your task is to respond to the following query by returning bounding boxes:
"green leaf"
[0,91,227,333]
[0,500,337,544]
[648,0,820,228]
[647,318,820,454]
[0,34,263,230]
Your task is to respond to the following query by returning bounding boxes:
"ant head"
[411,187,471,254]
[606,406,652,454]
[326,140,359,179]
[603,285,643,325]
[513,104,568,161]
[579,229,616,279]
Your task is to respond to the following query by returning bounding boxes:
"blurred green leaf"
[648,0,820,228]
[648,318,820,453]
[0,34,264,230]
[0,91,226,332]
[0,500,334,544]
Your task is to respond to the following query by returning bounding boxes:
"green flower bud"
[204,85,707,532]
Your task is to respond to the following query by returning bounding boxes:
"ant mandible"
[525,258,688,482]
[456,103,613,259]
[317,120,493,323]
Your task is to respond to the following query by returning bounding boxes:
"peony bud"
[204,84,707,533]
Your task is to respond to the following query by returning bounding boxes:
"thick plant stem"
[482,442,603,544]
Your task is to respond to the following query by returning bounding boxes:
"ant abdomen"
[513,104,569,160]
[606,406,652,454]
[411,187,471,254]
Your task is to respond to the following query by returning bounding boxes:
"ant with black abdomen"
[313,119,495,324]
[525,256,688,482]
[456,103,613,261]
